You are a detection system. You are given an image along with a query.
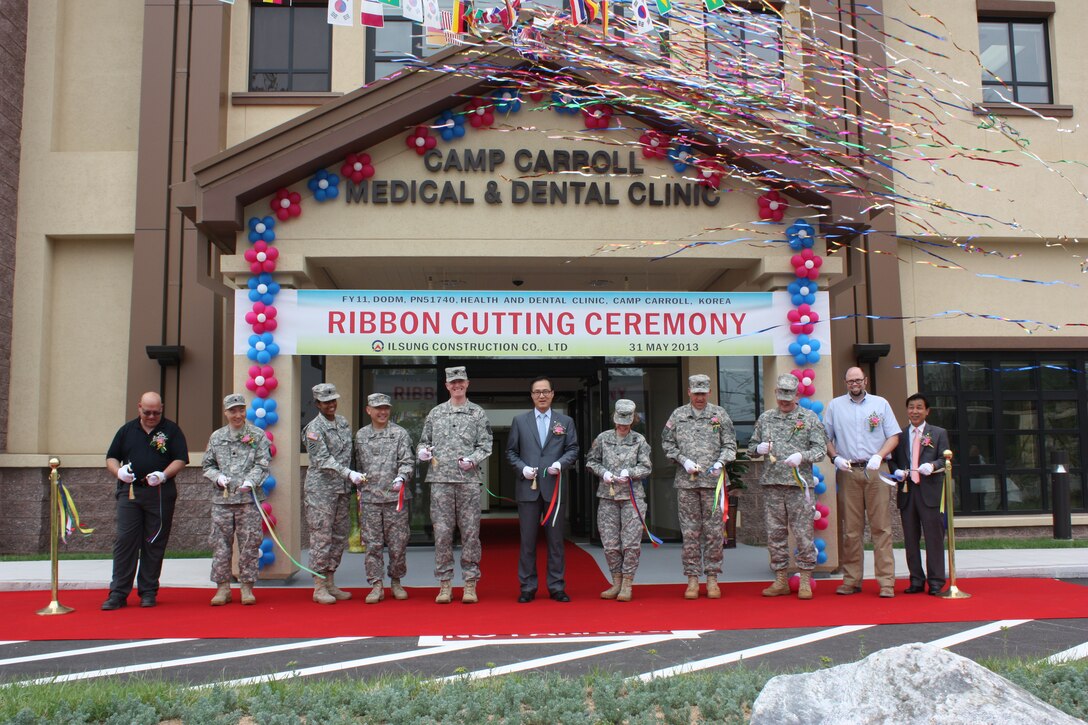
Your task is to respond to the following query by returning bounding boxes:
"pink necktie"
[911,428,921,483]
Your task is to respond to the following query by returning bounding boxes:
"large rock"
[750,642,1083,725]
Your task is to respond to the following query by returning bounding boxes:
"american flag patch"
[665,420,673,429]
[306,431,320,441]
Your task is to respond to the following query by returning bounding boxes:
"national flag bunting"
[328,0,354,26]
[360,0,384,27]
[655,0,671,16]
[632,0,653,34]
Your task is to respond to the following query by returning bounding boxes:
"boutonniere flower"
[867,413,881,432]
[789,418,805,440]
[710,416,722,431]
[150,431,168,454]
[921,433,934,449]
[238,432,258,448]
[551,423,565,436]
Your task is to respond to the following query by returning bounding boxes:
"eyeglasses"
[845,378,866,384]
[531,390,553,397]
[139,409,163,417]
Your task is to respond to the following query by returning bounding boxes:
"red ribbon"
[541,469,562,527]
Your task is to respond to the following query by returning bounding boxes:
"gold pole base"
[36,599,75,616]
[939,585,971,600]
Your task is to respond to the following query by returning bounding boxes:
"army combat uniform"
[747,406,827,574]
[662,402,737,579]
[586,429,653,578]
[303,412,355,579]
[418,400,493,585]
[354,421,415,587]
[202,422,272,586]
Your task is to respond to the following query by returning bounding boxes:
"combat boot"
[617,576,634,602]
[313,575,336,605]
[462,580,478,604]
[365,583,384,604]
[435,580,452,604]
[762,570,790,597]
[798,571,814,600]
[210,583,231,606]
[390,578,408,600]
[240,583,256,605]
[706,575,722,599]
[325,572,352,601]
[600,573,622,600]
[684,576,700,599]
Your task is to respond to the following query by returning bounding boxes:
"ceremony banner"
[235,290,829,358]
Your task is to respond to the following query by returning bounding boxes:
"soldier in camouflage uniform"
[202,394,273,606]
[586,399,652,602]
[747,374,828,600]
[354,393,415,604]
[304,383,366,605]
[418,366,493,604]
[662,374,737,599]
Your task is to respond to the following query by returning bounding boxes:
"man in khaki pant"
[824,367,900,598]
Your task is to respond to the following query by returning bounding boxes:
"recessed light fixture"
[439,279,467,289]
[589,279,613,288]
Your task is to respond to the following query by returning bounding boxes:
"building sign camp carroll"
[234,290,830,358]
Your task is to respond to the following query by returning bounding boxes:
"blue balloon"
[815,480,827,495]
[265,411,279,426]
[253,417,267,429]
[814,538,826,551]
[264,398,277,412]
[258,550,275,568]
[809,400,824,415]
[262,476,277,494]
[260,537,274,552]
[308,169,340,202]
[787,219,815,250]
[816,551,828,565]
[248,216,276,243]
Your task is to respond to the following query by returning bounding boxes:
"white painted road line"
[199,641,489,687]
[925,620,1030,650]
[437,631,706,682]
[1044,641,1088,664]
[631,625,876,682]
[419,630,708,648]
[0,641,27,647]
[0,638,193,667]
[3,636,367,687]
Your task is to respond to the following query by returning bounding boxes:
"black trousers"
[517,494,565,594]
[109,483,177,599]
[900,488,945,592]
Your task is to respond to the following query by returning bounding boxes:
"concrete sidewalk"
[2,543,1085,591]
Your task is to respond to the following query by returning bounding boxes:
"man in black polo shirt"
[102,391,189,610]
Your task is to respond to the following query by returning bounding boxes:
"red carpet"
[2,521,1086,640]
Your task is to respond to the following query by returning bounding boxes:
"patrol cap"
[223,393,246,410]
[445,366,468,382]
[613,399,636,425]
[775,374,799,401]
[688,374,711,393]
[367,393,392,408]
[312,383,341,402]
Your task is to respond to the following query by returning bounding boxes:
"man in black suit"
[505,376,580,602]
[891,393,950,596]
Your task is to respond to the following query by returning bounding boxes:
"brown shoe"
[462,580,478,604]
[684,576,699,600]
[365,584,384,604]
[836,583,862,595]
[616,576,633,602]
[435,580,452,604]
[390,578,408,600]
[313,575,336,605]
[601,573,622,600]
[879,587,895,598]
[240,583,257,606]
[325,572,352,601]
[210,583,231,606]
[797,571,813,600]
[706,575,721,599]
[762,570,790,597]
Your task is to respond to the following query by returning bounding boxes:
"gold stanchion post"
[939,449,970,600]
[37,457,74,615]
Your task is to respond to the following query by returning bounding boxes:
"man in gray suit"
[505,376,580,602]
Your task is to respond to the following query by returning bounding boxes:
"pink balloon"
[261,502,273,514]
[814,517,829,530]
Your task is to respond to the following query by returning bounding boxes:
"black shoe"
[549,590,571,603]
[101,596,126,611]
[904,585,925,594]
[518,590,536,603]
[928,587,945,596]
[140,595,156,608]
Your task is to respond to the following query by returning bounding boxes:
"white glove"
[417,447,433,461]
[618,469,630,483]
[602,471,614,483]
[146,471,166,487]
[785,452,803,468]
[215,475,229,489]
[393,476,404,491]
[348,470,365,485]
[893,469,906,481]
[756,442,771,456]
[866,454,883,471]
[458,457,475,471]
[238,481,253,493]
[834,456,851,472]
[117,464,136,484]
[522,466,537,480]
[682,459,699,474]
[547,461,561,475]
[710,461,723,475]
[918,462,935,477]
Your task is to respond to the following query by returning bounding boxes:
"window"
[250,2,332,92]
[979,17,1052,104]
[918,352,1087,515]
[706,6,784,88]
[718,357,762,446]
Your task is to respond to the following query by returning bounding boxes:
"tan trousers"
[837,466,895,589]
